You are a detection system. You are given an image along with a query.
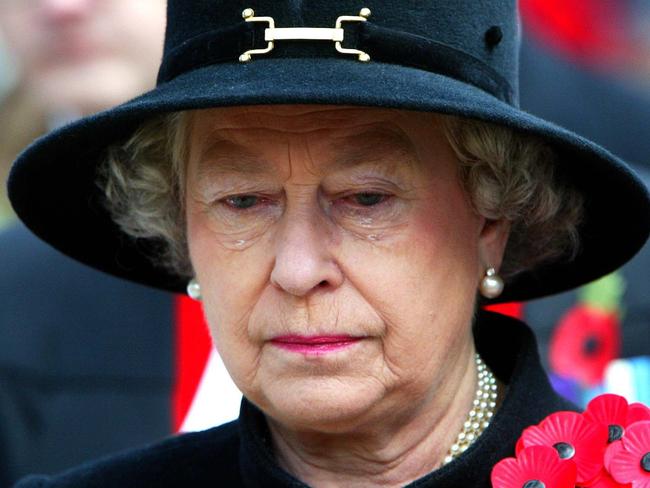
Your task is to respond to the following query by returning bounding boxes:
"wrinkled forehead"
[188,104,444,132]
[186,105,447,166]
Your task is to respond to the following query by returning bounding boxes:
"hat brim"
[8,57,650,302]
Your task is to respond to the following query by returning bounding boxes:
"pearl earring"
[186,278,202,301]
[479,267,504,299]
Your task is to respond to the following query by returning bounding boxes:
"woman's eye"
[223,195,260,210]
[349,193,389,207]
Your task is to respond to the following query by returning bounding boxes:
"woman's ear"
[477,218,511,273]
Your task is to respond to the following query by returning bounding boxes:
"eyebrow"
[194,127,420,180]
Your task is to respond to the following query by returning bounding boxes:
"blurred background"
[517,0,650,408]
[0,0,648,485]
[0,2,241,486]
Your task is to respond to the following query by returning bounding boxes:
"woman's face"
[185,105,509,432]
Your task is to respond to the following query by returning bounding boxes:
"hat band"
[158,21,514,104]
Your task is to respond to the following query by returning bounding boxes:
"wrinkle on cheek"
[327,202,415,251]
[330,237,456,394]
[211,291,266,395]
[337,220,410,248]
[191,225,274,399]
[378,321,453,403]
[187,195,277,251]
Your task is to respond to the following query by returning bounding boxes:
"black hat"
[8,0,650,302]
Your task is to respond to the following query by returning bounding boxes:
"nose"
[270,208,344,297]
[40,0,93,24]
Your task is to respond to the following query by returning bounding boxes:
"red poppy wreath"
[492,394,650,488]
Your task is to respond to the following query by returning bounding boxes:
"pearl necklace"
[442,353,498,465]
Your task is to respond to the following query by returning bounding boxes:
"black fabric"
[359,23,515,103]
[0,223,175,485]
[158,21,515,103]
[162,0,521,91]
[7,0,650,302]
[14,311,577,488]
[157,22,254,84]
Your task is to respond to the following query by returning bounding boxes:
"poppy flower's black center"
[522,481,545,488]
[553,442,576,459]
[583,335,602,356]
[642,452,650,472]
[608,424,624,443]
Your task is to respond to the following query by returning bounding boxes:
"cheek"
[342,183,480,309]
[187,205,272,377]
[337,186,479,375]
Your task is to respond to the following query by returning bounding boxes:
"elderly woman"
[8,0,650,487]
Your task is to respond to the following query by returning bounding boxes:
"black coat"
[0,223,175,485]
[14,311,576,487]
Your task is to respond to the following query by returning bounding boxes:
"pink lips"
[270,335,362,355]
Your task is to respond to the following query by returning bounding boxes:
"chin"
[260,377,385,433]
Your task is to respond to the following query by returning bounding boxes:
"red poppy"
[518,411,608,484]
[628,404,650,426]
[491,445,577,488]
[585,394,631,443]
[606,437,627,474]
[515,435,526,456]
[607,421,650,487]
[585,395,650,479]
[548,305,620,387]
[588,470,631,487]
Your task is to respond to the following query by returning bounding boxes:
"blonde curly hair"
[98,110,583,282]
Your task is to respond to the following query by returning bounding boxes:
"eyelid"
[219,193,277,208]
[323,172,408,194]
[206,184,281,201]
[222,194,262,210]
[347,192,391,202]
[332,192,395,213]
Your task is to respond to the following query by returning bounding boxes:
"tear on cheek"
[198,212,278,251]
[214,231,270,251]
[341,220,410,246]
